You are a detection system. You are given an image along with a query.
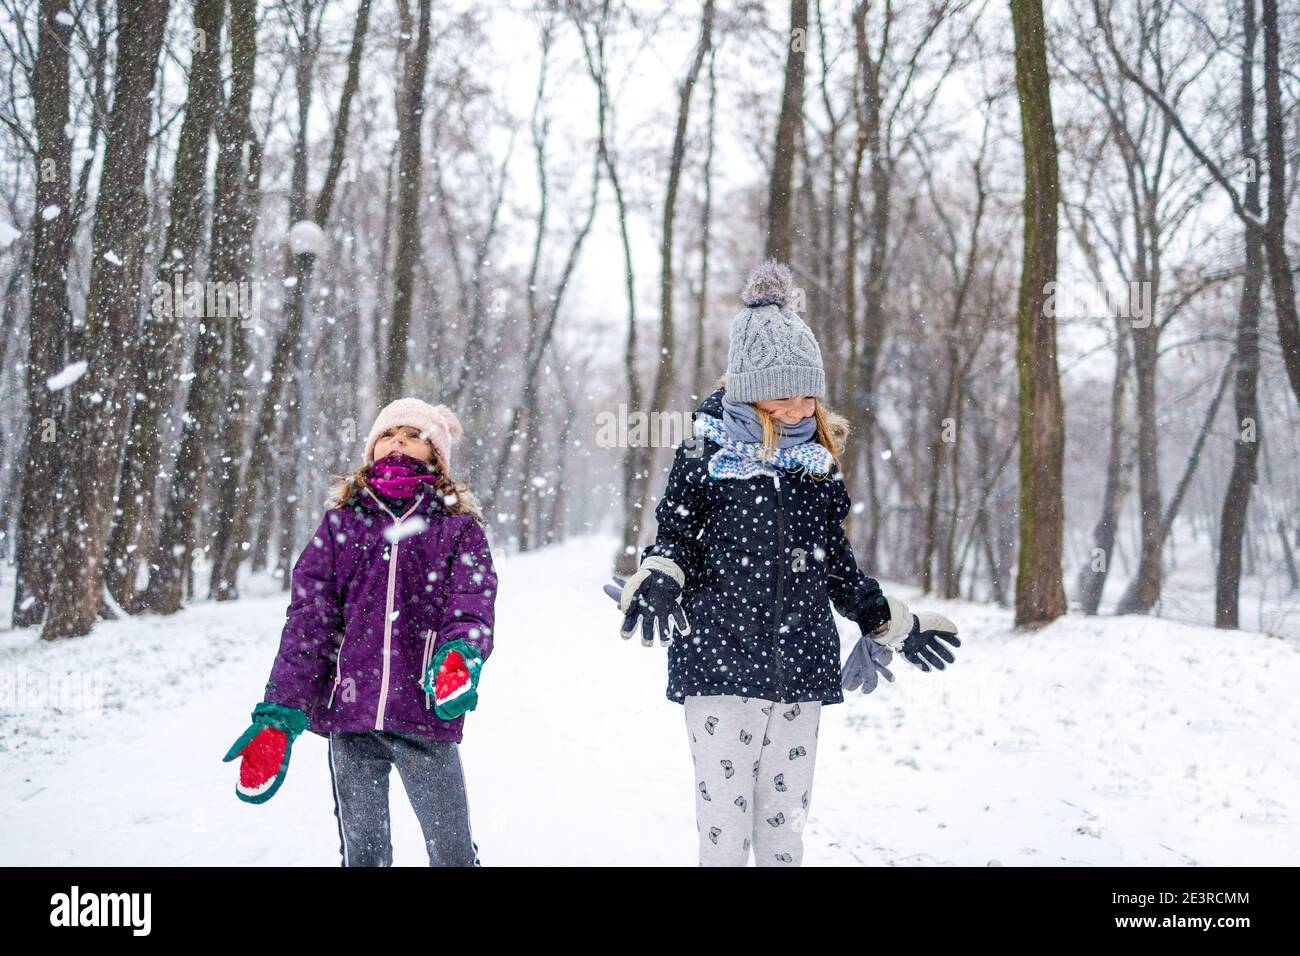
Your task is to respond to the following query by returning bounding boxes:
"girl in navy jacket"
[609,261,960,867]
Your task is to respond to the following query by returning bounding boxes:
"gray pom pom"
[740,259,794,308]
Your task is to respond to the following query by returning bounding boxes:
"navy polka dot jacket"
[642,388,890,706]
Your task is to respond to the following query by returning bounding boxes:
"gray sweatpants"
[684,694,822,866]
[327,731,479,867]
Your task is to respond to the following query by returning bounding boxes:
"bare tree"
[381,0,433,402]
[765,0,806,262]
[614,0,715,568]
[844,0,965,569]
[209,0,371,600]
[12,0,72,627]
[918,120,992,598]
[108,0,226,613]
[1095,0,1300,407]
[689,48,718,398]
[485,14,601,548]
[203,0,265,602]
[573,1,644,575]
[1009,0,1067,627]
[43,0,172,639]
[1215,0,1264,629]
[1259,0,1299,407]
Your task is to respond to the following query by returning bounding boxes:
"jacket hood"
[694,386,726,421]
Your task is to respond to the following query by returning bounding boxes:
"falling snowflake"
[287,220,326,256]
[46,360,87,391]
[383,516,427,543]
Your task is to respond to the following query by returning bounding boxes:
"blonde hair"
[328,444,484,523]
[716,373,849,473]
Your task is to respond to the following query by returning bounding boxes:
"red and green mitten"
[421,639,483,720]
[222,701,310,804]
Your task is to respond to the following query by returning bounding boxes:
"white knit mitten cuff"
[870,594,913,646]
[618,555,685,612]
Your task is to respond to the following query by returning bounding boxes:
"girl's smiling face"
[373,425,433,464]
[753,395,815,426]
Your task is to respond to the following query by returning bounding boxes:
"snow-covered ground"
[1,535,1297,866]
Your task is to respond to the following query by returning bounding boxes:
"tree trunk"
[1278,519,1298,592]
[619,0,714,569]
[43,0,172,640]
[207,0,263,601]
[1260,0,1300,408]
[382,0,433,403]
[108,0,226,613]
[1115,315,1163,613]
[1009,0,1067,628]
[849,0,893,571]
[146,0,265,614]
[1075,320,1131,614]
[573,6,643,575]
[1216,0,1264,630]
[1158,352,1235,543]
[692,51,717,399]
[765,0,807,263]
[12,1,73,628]
[486,153,599,527]
[210,0,368,598]
[922,154,987,594]
[272,1,323,589]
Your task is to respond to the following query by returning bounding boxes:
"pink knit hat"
[364,397,464,469]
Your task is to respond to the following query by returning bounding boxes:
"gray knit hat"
[726,260,825,402]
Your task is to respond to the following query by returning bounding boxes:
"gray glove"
[841,633,896,695]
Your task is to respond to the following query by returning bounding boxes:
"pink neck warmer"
[367,453,439,500]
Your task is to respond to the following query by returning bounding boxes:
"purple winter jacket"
[262,484,497,743]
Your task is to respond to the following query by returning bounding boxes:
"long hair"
[716,373,849,471]
[327,445,484,523]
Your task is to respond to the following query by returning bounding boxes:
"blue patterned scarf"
[693,413,832,480]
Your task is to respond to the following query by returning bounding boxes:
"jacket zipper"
[772,473,787,701]
[365,489,425,730]
[421,628,437,710]
[327,630,347,709]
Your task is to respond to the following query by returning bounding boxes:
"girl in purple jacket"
[224,397,498,867]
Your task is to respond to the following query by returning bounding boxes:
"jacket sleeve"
[435,518,498,662]
[263,511,344,715]
[639,439,709,587]
[825,471,889,633]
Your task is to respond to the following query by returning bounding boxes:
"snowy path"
[2,535,1297,866]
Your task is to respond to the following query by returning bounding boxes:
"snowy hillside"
[1,535,1297,866]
